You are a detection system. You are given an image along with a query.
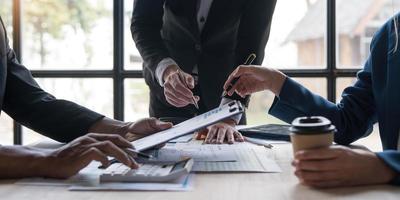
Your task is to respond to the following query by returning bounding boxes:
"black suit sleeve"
[226,0,276,106]
[131,0,170,78]
[2,46,104,143]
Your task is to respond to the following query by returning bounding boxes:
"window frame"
[9,0,359,145]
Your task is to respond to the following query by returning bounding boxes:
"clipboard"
[132,101,244,151]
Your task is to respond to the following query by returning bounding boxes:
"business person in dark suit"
[131,0,276,144]
[0,16,172,179]
[222,14,400,187]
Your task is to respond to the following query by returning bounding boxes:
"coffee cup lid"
[290,116,336,134]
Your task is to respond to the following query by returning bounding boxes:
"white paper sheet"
[191,144,282,173]
[168,134,194,143]
[150,144,237,162]
[160,142,282,173]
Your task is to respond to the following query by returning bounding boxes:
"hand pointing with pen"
[162,64,200,108]
[223,65,287,98]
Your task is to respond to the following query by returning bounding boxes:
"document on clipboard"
[132,101,244,151]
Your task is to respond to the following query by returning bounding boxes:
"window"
[2,0,394,149]
[21,0,113,69]
[247,78,327,125]
[124,79,150,121]
[124,0,142,70]
[23,78,113,144]
[265,0,327,70]
[337,0,400,69]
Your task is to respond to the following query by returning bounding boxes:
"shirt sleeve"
[155,57,178,87]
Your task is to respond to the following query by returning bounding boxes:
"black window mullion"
[327,0,336,102]
[12,0,22,145]
[113,0,124,121]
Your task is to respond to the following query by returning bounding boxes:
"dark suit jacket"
[269,15,400,185]
[131,0,276,118]
[0,17,104,143]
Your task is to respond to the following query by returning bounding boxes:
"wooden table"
[0,143,398,200]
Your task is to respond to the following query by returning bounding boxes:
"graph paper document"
[191,144,281,172]
[151,142,282,173]
[132,101,243,151]
[149,144,238,162]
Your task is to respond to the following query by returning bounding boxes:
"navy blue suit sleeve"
[269,52,379,145]
[267,23,390,145]
[3,48,104,143]
[269,66,376,145]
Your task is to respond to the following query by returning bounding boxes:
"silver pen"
[243,136,273,149]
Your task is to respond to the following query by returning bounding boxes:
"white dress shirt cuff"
[220,98,243,124]
[155,57,178,87]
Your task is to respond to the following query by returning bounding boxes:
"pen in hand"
[222,53,257,97]
[178,70,199,109]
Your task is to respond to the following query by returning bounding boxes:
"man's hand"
[292,146,397,188]
[41,133,139,179]
[224,65,286,97]
[195,120,244,144]
[124,118,173,141]
[89,117,172,141]
[163,64,199,107]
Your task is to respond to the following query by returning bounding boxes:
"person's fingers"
[303,180,343,188]
[205,127,218,144]
[164,83,193,104]
[295,147,343,161]
[148,118,173,131]
[194,95,200,102]
[75,135,98,145]
[216,128,227,144]
[234,76,255,97]
[165,82,194,105]
[224,66,247,90]
[233,131,244,142]
[87,141,134,168]
[172,82,195,102]
[173,73,195,97]
[292,159,338,171]
[165,93,189,107]
[183,73,195,89]
[79,147,110,169]
[294,170,339,182]
[224,70,237,91]
[227,76,246,96]
[195,129,207,140]
[238,78,255,96]
[226,129,235,144]
[87,133,133,148]
[235,82,247,98]
[245,78,259,94]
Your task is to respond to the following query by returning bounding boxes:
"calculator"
[100,158,193,183]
